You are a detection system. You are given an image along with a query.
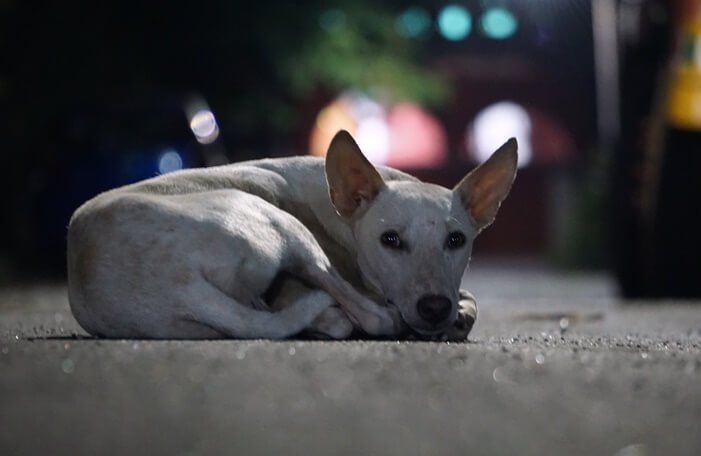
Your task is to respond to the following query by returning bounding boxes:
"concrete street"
[1,262,700,455]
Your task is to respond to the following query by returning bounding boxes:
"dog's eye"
[380,231,402,249]
[446,231,466,249]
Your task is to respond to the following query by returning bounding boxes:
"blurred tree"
[0,0,445,152]
[0,0,447,278]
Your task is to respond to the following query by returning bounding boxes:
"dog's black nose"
[417,295,452,324]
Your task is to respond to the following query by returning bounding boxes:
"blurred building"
[2,0,699,297]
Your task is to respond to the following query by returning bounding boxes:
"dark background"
[0,0,697,296]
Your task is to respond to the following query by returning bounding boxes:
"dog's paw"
[308,306,353,339]
[439,291,478,341]
[357,305,402,337]
[458,288,478,321]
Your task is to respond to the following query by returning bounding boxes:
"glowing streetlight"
[395,7,431,38]
[437,5,471,41]
[481,7,517,39]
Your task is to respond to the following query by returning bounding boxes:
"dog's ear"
[453,138,518,232]
[325,130,386,218]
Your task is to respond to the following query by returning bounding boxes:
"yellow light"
[309,100,356,157]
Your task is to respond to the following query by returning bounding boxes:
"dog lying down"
[67,130,517,340]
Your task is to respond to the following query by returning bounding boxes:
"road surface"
[1,263,700,455]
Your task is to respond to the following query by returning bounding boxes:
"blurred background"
[0,0,699,297]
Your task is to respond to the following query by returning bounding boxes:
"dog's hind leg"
[267,276,353,339]
[184,277,333,339]
[291,255,401,337]
[307,307,353,339]
[267,202,401,337]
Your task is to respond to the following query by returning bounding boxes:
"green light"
[437,5,471,41]
[395,7,431,38]
[481,7,517,39]
[319,9,346,34]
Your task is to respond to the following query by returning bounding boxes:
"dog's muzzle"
[416,294,452,325]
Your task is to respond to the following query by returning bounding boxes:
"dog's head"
[325,130,517,335]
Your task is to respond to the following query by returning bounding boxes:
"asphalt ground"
[1,263,700,455]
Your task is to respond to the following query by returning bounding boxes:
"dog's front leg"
[298,264,402,336]
[267,275,354,339]
[310,302,407,339]
[318,269,403,336]
[283,218,403,337]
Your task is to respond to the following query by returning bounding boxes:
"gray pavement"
[1,262,701,455]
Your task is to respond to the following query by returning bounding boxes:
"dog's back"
[66,156,412,338]
[66,132,516,340]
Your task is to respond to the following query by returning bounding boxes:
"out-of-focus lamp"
[437,5,472,41]
[481,7,518,39]
[667,12,701,130]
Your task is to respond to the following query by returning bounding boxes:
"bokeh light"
[158,149,184,174]
[189,110,219,144]
[481,7,518,39]
[437,5,472,41]
[310,98,357,158]
[386,102,447,168]
[356,117,391,164]
[309,93,446,168]
[395,7,431,38]
[319,8,346,33]
[469,101,532,168]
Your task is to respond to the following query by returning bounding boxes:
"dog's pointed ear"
[325,130,386,218]
[454,138,518,232]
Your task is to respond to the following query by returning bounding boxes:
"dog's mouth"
[411,323,451,336]
[386,298,453,336]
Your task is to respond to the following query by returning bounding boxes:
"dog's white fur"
[67,130,517,339]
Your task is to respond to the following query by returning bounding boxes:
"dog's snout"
[416,295,452,325]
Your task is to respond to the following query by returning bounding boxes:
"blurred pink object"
[386,102,447,168]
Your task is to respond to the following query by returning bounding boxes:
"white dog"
[67,130,517,339]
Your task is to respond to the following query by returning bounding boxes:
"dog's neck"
[276,189,363,282]
[226,156,416,290]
